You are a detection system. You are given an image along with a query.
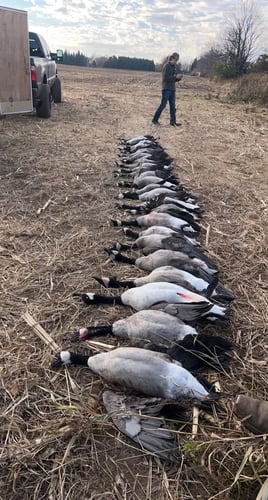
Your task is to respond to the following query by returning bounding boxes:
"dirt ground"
[0,65,268,500]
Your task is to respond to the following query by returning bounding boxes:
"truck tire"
[51,77,62,103]
[36,83,51,118]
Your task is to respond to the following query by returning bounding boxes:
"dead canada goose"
[115,162,173,178]
[94,266,234,304]
[119,203,200,222]
[117,175,177,190]
[134,182,179,195]
[133,173,178,188]
[118,187,190,203]
[106,248,217,278]
[122,226,199,246]
[123,150,172,166]
[108,233,217,269]
[117,195,200,219]
[120,135,155,147]
[71,309,198,346]
[51,347,217,401]
[120,204,200,228]
[73,282,228,323]
[71,319,233,372]
[102,390,183,463]
[111,212,200,236]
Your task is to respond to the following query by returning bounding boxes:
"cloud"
[3,0,268,62]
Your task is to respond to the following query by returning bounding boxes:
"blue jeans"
[153,89,176,124]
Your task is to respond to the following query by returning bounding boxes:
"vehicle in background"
[29,31,62,118]
[51,49,64,63]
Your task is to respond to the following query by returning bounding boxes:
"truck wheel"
[36,84,51,118]
[51,77,62,103]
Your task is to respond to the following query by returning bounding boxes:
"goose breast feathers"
[87,347,209,400]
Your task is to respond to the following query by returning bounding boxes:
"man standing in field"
[152,52,183,127]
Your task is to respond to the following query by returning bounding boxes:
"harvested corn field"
[1,65,268,500]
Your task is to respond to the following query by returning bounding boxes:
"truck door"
[39,34,55,86]
[0,6,33,115]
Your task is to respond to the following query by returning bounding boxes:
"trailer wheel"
[51,77,62,103]
[36,83,51,118]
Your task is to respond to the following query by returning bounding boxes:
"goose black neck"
[121,219,139,227]
[116,280,136,288]
[113,253,136,265]
[91,294,123,305]
[122,192,139,200]
[87,325,113,336]
[118,181,132,188]
[117,243,132,251]
[110,278,135,288]
[123,228,139,238]
[69,352,90,366]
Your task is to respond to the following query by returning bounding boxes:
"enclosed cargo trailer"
[0,6,32,116]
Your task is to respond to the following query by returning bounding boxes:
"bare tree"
[193,48,224,77]
[222,1,261,77]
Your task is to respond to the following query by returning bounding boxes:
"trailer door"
[0,7,33,115]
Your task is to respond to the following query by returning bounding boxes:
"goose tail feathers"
[168,333,233,372]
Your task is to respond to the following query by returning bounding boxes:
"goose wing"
[102,390,182,463]
[163,301,212,323]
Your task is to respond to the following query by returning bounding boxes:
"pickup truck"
[29,31,62,118]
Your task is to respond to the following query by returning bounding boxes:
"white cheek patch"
[79,327,88,337]
[61,351,71,364]
[85,293,95,300]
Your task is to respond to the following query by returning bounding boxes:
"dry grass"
[230,72,268,105]
[0,66,268,499]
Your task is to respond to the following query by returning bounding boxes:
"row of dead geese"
[52,134,235,463]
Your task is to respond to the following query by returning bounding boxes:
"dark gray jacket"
[162,62,177,91]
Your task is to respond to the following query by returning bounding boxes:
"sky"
[1,0,268,63]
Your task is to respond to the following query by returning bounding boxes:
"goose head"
[51,350,91,369]
[70,327,90,342]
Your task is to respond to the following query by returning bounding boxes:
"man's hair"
[169,52,179,61]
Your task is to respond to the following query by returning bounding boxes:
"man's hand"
[176,75,183,81]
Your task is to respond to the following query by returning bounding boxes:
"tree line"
[62,51,155,71]
[104,56,155,71]
[62,50,89,67]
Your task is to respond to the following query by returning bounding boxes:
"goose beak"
[104,247,112,255]
[51,353,64,370]
[72,292,93,305]
[92,276,110,288]
[70,330,80,342]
